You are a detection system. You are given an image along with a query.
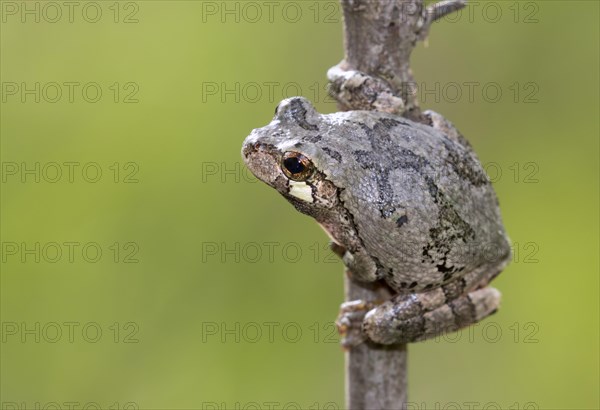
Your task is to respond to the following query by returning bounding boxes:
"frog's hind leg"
[363,284,501,345]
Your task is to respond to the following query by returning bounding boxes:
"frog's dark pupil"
[283,157,305,174]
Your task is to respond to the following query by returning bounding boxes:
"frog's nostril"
[242,142,256,159]
[242,136,261,157]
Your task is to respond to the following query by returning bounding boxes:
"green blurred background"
[1,1,598,409]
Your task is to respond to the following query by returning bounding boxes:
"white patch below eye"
[288,181,313,203]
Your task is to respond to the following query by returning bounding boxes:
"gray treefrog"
[241,97,511,345]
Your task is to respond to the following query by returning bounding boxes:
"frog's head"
[242,97,340,216]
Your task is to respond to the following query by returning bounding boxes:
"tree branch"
[328,1,466,408]
[344,278,407,410]
[328,0,466,121]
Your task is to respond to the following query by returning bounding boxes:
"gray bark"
[329,0,466,122]
[344,278,407,410]
[328,1,466,408]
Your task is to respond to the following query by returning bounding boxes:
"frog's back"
[318,111,511,292]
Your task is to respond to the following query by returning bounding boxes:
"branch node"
[327,64,406,115]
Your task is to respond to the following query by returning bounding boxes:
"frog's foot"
[363,286,501,345]
[336,299,378,349]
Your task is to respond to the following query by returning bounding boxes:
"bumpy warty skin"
[242,97,511,295]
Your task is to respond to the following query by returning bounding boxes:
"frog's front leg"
[329,241,380,283]
[330,242,391,347]
[363,285,501,345]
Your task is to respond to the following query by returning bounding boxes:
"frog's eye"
[281,151,314,181]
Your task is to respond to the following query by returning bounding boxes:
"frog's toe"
[336,299,377,349]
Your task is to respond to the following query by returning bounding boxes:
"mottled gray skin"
[242,97,511,345]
